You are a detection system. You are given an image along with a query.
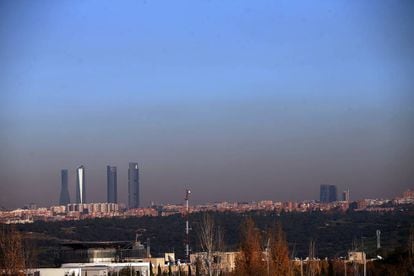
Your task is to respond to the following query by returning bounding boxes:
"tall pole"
[300,258,303,276]
[185,189,191,263]
[363,252,366,276]
[266,238,270,276]
[362,236,366,276]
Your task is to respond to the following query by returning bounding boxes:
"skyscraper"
[128,162,140,208]
[107,165,117,203]
[328,185,338,202]
[59,169,70,205]
[342,189,350,202]
[76,165,86,204]
[320,184,337,203]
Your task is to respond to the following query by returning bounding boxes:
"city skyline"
[1,1,413,208]
[3,162,413,209]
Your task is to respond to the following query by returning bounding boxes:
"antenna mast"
[185,189,191,262]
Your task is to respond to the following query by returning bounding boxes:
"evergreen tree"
[188,264,192,276]
[150,261,154,276]
[328,260,334,275]
[269,223,292,275]
[195,257,201,276]
[0,226,26,275]
[234,218,266,276]
[168,264,172,276]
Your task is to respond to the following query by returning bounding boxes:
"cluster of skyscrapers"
[59,163,140,209]
[319,184,350,203]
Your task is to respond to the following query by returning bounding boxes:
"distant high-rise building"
[107,166,117,203]
[328,185,337,202]
[128,162,140,208]
[320,185,329,203]
[59,169,71,205]
[320,184,337,203]
[342,189,350,202]
[76,166,86,204]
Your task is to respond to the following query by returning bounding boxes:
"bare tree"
[198,213,215,276]
[214,225,224,276]
[306,239,320,276]
[0,226,26,276]
[23,235,38,275]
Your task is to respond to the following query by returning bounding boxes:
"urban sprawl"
[1,163,413,224]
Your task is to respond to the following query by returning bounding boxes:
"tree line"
[2,209,414,274]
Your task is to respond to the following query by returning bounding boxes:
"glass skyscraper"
[128,162,140,208]
[107,165,117,203]
[76,165,86,204]
[320,184,337,203]
[59,169,70,205]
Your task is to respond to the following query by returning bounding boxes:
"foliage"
[0,226,25,275]
[195,256,202,276]
[233,219,293,275]
[234,218,266,276]
[268,223,292,275]
[150,261,154,276]
[0,225,38,275]
[11,208,414,272]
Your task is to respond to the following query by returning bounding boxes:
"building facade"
[320,184,337,203]
[128,162,140,208]
[76,166,86,204]
[59,169,71,205]
[107,166,117,203]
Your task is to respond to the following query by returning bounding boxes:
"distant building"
[342,189,350,202]
[24,203,37,210]
[59,169,71,205]
[357,199,369,209]
[67,202,119,214]
[76,166,86,204]
[348,251,366,264]
[320,185,337,203]
[107,166,117,203]
[403,189,414,199]
[128,162,140,208]
[190,251,238,273]
[33,262,150,276]
[60,240,148,263]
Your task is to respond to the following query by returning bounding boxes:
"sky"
[0,0,413,209]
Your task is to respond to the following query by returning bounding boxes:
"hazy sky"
[1,0,413,208]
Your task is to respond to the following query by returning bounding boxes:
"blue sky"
[0,0,413,208]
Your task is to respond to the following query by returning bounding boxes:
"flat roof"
[62,262,150,268]
[60,241,132,249]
